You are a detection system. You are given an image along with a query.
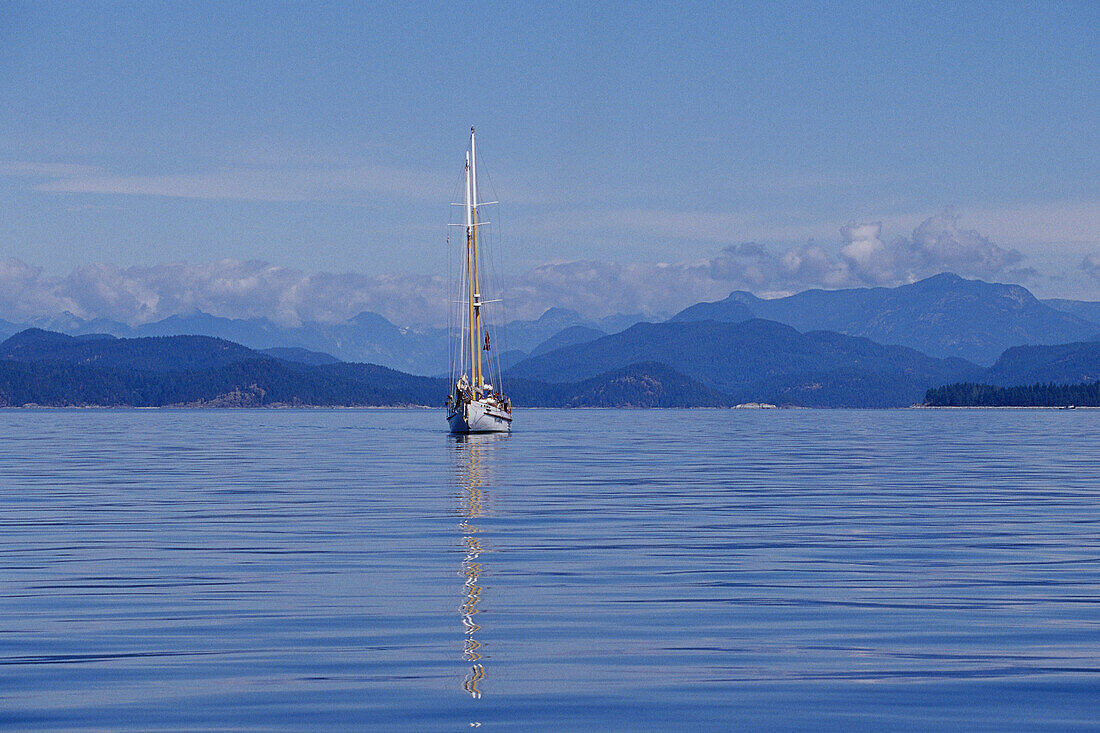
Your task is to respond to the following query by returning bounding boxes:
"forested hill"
[0,329,730,408]
[0,328,264,371]
[987,341,1100,386]
[0,329,438,406]
[924,382,1100,407]
[0,357,445,408]
[507,318,985,407]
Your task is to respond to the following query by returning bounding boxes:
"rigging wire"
[447,165,468,388]
[475,151,508,394]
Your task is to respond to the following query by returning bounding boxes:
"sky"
[0,1,1097,326]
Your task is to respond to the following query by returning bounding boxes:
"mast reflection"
[451,432,506,699]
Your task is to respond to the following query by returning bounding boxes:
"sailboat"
[446,128,512,433]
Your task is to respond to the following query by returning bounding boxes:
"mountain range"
[0,273,1095,408]
[1043,298,1100,325]
[0,306,645,377]
[3,273,1094,376]
[2,320,1096,409]
[505,319,985,407]
[669,273,1099,365]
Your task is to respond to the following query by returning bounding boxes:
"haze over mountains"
[0,305,640,377]
[0,273,1096,408]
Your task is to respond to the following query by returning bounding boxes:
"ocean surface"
[1,408,1098,731]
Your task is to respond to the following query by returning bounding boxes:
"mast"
[465,148,477,393]
[468,127,485,393]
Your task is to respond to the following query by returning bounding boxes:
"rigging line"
[471,153,504,391]
[447,229,457,386]
[484,191,507,388]
[447,151,470,387]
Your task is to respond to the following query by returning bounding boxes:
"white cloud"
[512,210,1035,317]
[0,258,449,327]
[839,222,893,283]
[0,260,81,322]
[0,212,1061,327]
[907,209,1023,275]
[540,200,1100,266]
[836,209,1024,285]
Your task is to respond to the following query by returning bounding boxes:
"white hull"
[448,398,512,433]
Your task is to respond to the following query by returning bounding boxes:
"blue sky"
[0,1,1096,324]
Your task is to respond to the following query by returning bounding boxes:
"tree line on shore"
[924,381,1100,407]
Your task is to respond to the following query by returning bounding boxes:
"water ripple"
[0,408,1098,730]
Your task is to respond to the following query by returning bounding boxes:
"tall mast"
[469,127,484,392]
[464,148,477,392]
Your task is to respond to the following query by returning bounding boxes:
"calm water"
[1,408,1098,731]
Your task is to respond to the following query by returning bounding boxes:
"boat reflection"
[451,432,507,699]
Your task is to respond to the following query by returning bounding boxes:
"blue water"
[1,408,1098,731]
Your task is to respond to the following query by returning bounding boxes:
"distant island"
[0,274,1096,409]
[924,382,1100,407]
